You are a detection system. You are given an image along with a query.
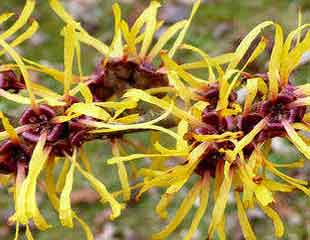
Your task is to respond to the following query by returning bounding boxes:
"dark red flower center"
[0,140,31,174]
[194,144,227,177]
[192,111,237,177]
[239,84,306,143]
[19,105,65,143]
[0,70,25,93]
[260,86,305,127]
[197,83,237,111]
[88,58,168,101]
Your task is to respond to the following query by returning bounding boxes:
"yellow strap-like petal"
[187,142,209,166]
[265,161,310,195]
[283,119,310,159]
[138,166,191,199]
[156,192,174,220]
[74,162,123,220]
[23,58,78,83]
[297,8,303,44]
[181,44,218,82]
[0,38,36,108]
[0,12,14,25]
[227,21,273,70]
[26,143,51,230]
[262,179,295,192]
[280,32,310,86]
[147,20,187,61]
[45,159,94,240]
[87,103,182,140]
[0,20,39,57]
[75,31,109,55]
[48,0,84,31]
[139,1,160,57]
[167,71,192,105]
[95,99,137,109]
[128,6,150,56]
[49,0,109,55]
[2,84,62,106]
[180,53,235,70]
[254,184,273,206]
[59,152,76,228]
[74,214,94,240]
[111,3,123,58]
[244,78,258,114]
[25,225,34,240]
[113,114,140,124]
[63,24,76,97]
[91,124,180,140]
[15,134,50,230]
[258,203,284,238]
[193,131,243,143]
[217,36,266,112]
[103,3,123,64]
[161,52,207,88]
[124,89,199,124]
[177,119,189,151]
[238,161,274,206]
[271,158,304,168]
[112,141,131,201]
[216,69,238,112]
[78,83,93,103]
[0,0,36,40]
[14,222,19,240]
[45,159,60,210]
[207,169,232,239]
[0,89,31,105]
[231,119,266,159]
[245,36,268,66]
[235,192,256,240]
[80,147,92,173]
[268,24,283,100]
[184,173,210,240]
[75,32,83,77]
[216,218,226,240]
[154,179,188,219]
[152,180,202,240]
[56,158,71,193]
[282,23,310,66]
[0,111,19,143]
[168,0,201,58]
[107,152,187,165]
[66,102,111,121]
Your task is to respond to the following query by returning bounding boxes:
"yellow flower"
[104,21,310,239]
[107,92,308,239]
[0,1,309,240]
[48,0,201,101]
[0,1,202,239]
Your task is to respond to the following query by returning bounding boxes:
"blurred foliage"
[0,0,309,239]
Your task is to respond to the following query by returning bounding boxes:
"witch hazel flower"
[0,1,309,240]
[49,0,200,102]
[106,21,310,240]
[0,1,205,239]
[0,70,25,92]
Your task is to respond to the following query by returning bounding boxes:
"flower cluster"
[0,1,309,240]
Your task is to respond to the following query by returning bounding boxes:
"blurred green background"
[0,0,309,239]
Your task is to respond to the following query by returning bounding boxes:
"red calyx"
[0,71,25,93]
[0,140,31,174]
